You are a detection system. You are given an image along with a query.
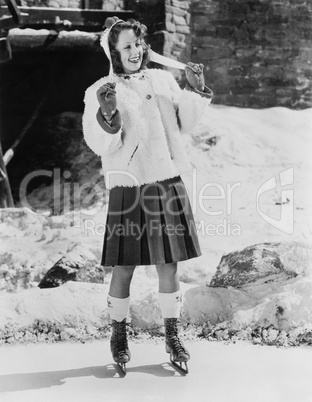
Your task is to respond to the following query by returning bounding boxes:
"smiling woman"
[82,16,213,375]
[115,30,143,74]
[107,18,149,75]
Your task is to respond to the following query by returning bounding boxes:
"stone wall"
[190,0,312,108]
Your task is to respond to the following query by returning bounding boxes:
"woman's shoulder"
[146,67,175,81]
[146,67,181,96]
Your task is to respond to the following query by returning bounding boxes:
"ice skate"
[165,318,190,375]
[110,318,131,376]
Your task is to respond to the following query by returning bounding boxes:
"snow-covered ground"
[0,105,312,345]
[1,340,312,402]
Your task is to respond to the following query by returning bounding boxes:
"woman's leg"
[156,262,189,371]
[109,265,136,298]
[108,265,136,368]
[107,264,136,321]
[155,262,180,293]
[156,262,181,318]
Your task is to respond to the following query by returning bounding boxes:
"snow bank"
[183,276,312,330]
[1,277,312,346]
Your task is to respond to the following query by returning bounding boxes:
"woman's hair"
[105,18,149,74]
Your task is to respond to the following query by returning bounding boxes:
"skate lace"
[111,321,130,356]
[167,326,187,355]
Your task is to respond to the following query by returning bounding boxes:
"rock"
[236,329,250,340]
[38,246,104,288]
[64,328,78,338]
[209,241,312,288]
[298,331,312,345]
[262,327,279,345]
[130,291,162,328]
[266,328,279,344]
[60,331,69,341]
[85,325,96,336]
[276,330,288,347]
[214,329,229,340]
[0,263,9,273]
[252,337,262,345]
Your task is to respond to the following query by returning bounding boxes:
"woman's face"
[115,29,143,74]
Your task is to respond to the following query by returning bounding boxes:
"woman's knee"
[156,262,177,277]
[113,265,136,279]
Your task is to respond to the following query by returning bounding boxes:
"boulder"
[209,241,312,288]
[38,246,104,288]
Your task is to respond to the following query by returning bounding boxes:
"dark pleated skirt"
[101,175,201,266]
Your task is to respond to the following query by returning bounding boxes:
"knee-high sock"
[107,294,130,322]
[158,290,182,319]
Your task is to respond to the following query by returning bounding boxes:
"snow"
[1,341,312,402]
[1,105,312,344]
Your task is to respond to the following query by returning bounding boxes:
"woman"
[83,16,212,374]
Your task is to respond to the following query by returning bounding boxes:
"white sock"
[107,294,130,322]
[158,290,182,319]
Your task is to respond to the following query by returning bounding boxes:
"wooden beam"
[4,0,21,24]
[0,141,14,208]
[1,7,134,30]
[8,28,102,51]
[0,0,21,29]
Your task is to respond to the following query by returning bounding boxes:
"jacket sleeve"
[82,82,123,157]
[167,72,213,135]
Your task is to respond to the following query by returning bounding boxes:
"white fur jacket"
[82,68,212,189]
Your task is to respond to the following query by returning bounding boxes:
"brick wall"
[128,0,192,80]
[163,0,191,80]
[15,0,312,108]
[190,0,312,108]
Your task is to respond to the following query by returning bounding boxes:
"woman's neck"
[114,69,146,78]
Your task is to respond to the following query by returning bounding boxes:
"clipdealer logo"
[18,167,295,236]
[256,167,294,234]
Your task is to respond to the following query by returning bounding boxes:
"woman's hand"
[185,63,205,91]
[96,82,117,119]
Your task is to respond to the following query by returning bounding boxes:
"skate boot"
[165,318,190,374]
[110,318,131,375]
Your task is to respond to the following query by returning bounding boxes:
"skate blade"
[170,358,189,375]
[116,362,127,376]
